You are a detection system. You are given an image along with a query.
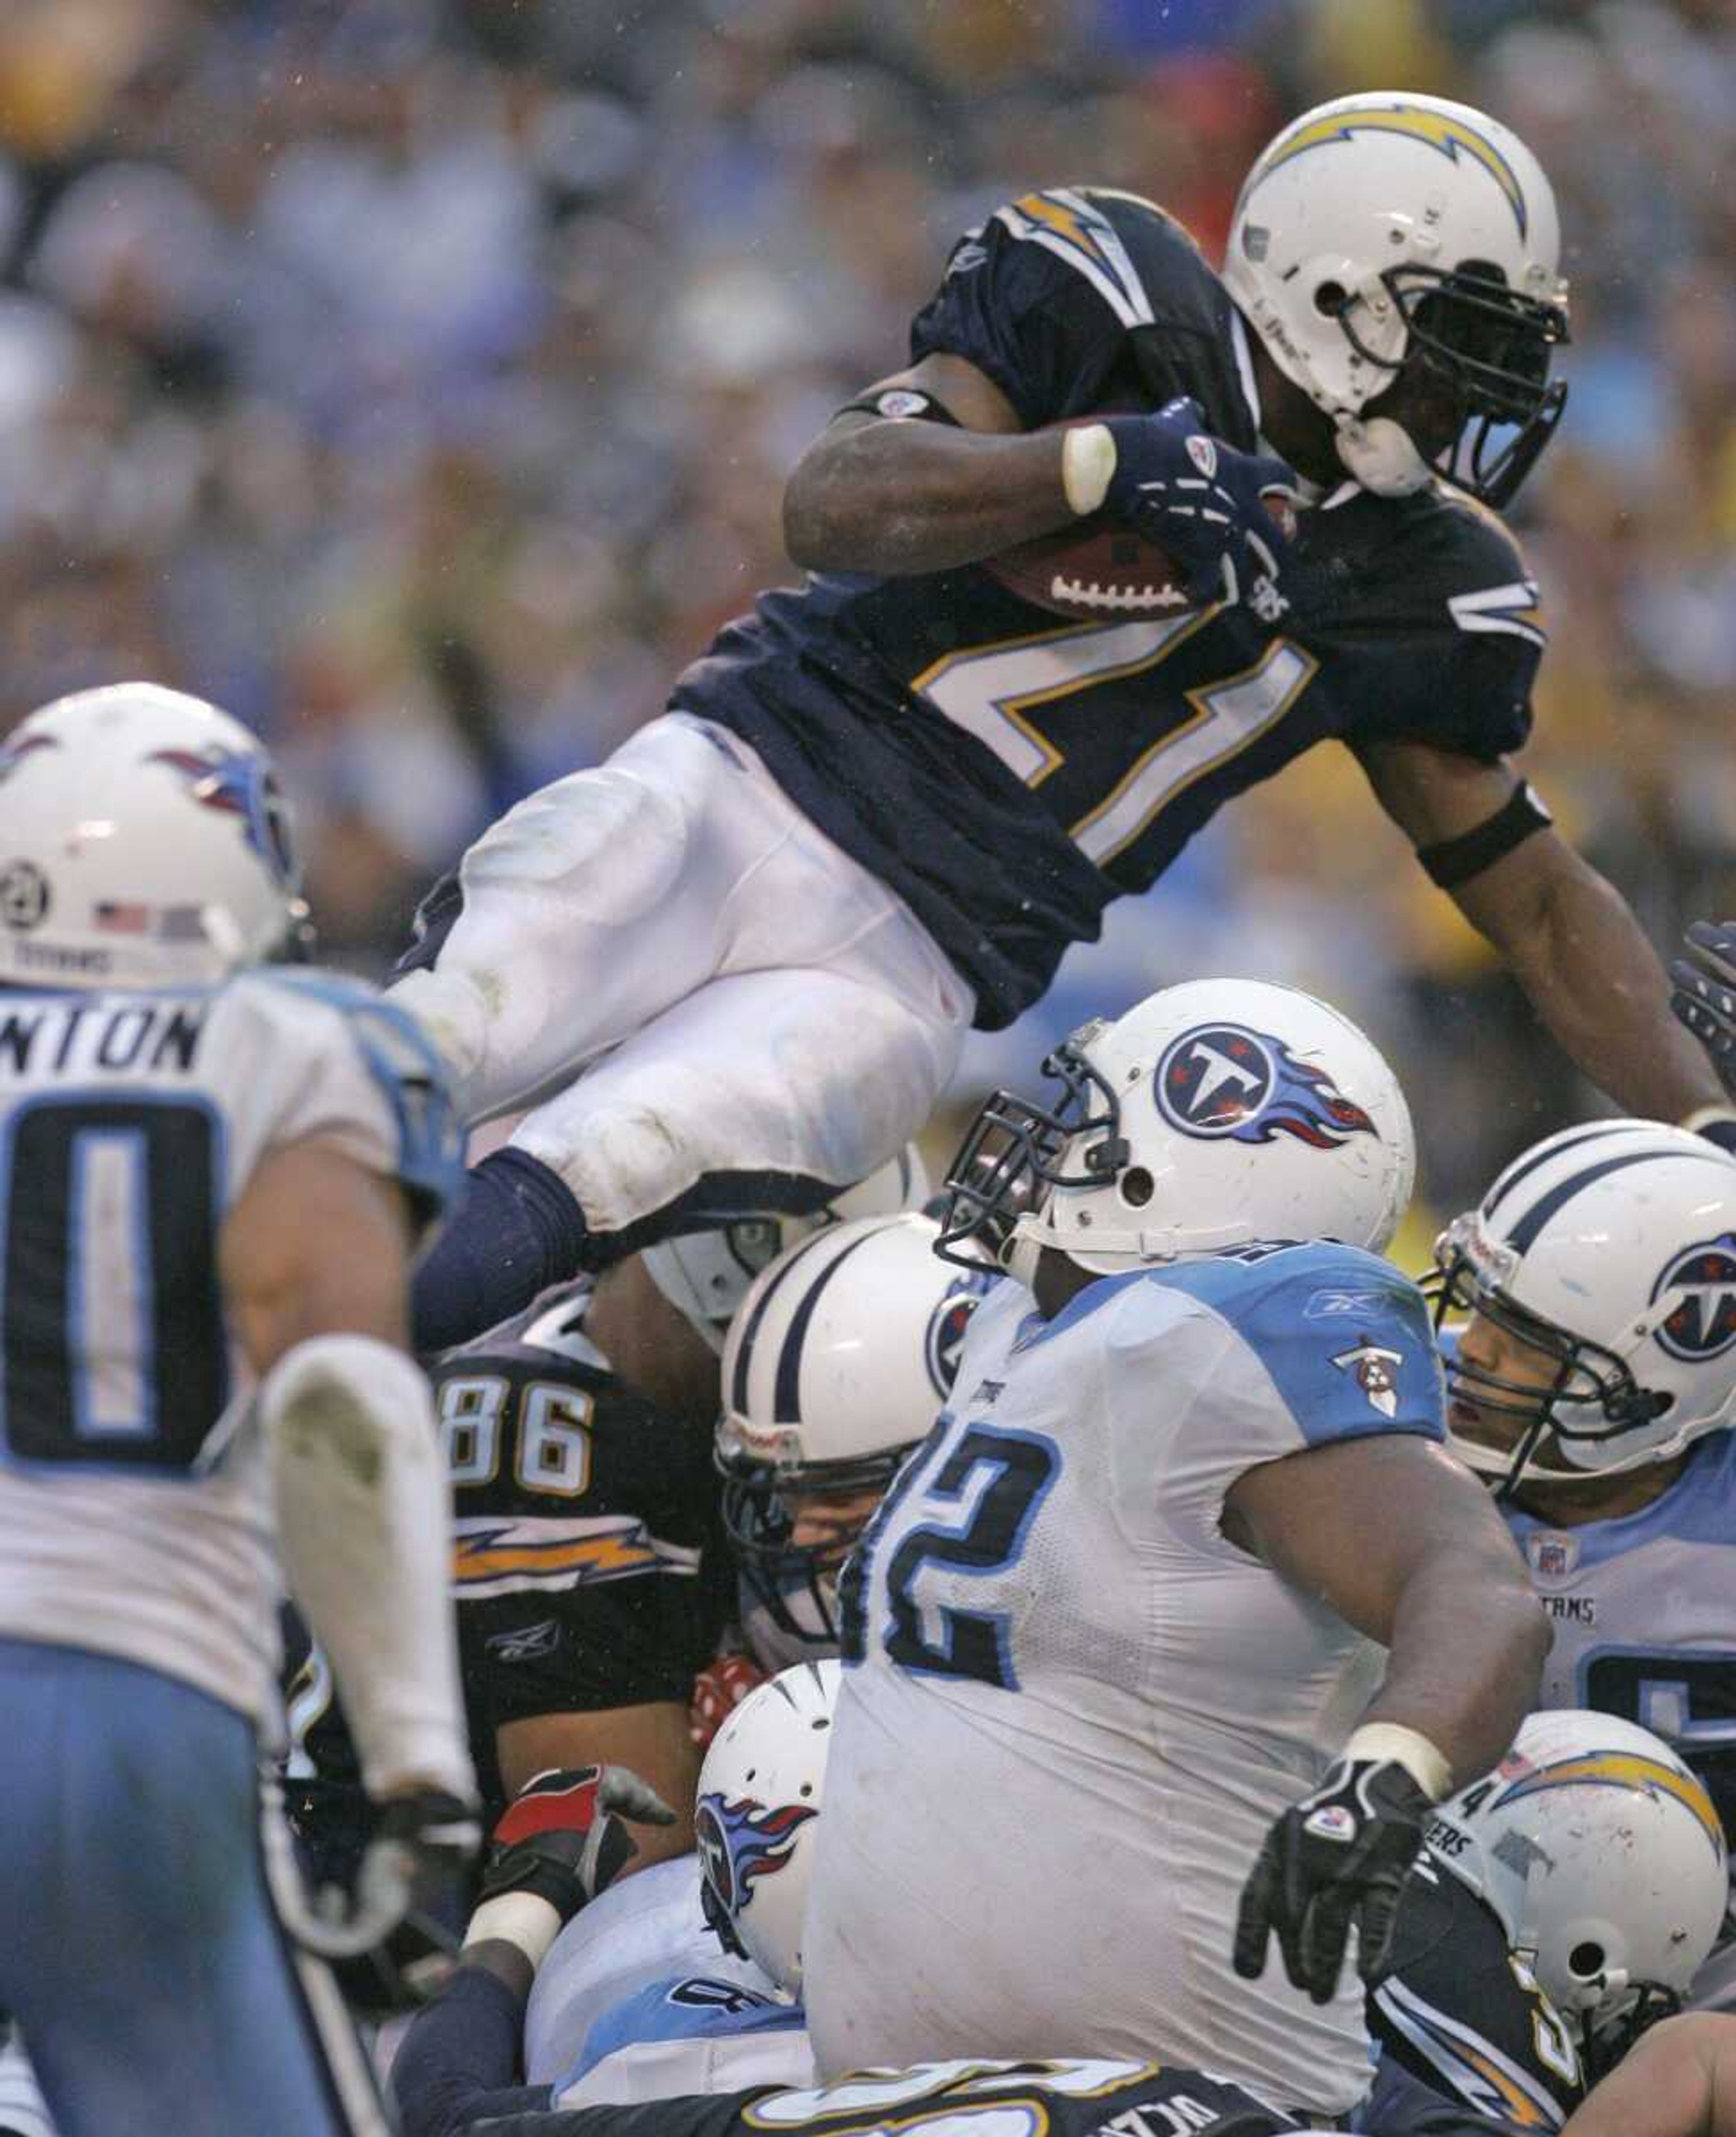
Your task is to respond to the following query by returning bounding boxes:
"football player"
[0,686,477,2136]
[522,1220,983,2087]
[387,1721,1730,2137]
[715,1210,993,1673]
[286,1150,929,1905]
[529,1663,834,2107]
[1428,1118,1736,1999]
[801,977,1547,2118]
[395,89,1733,1358]
[1365,1710,1725,2132]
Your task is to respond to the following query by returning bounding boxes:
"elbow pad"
[263,1333,473,1805]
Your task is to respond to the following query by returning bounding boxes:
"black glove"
[1671,922,1736,1122]
[480,1764,677,1929]
[286,1786,482,2016]
[1232,1755,1431,2005]
[1099,398,1297,611]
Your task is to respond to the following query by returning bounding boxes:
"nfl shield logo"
[1527,1532,1578,1580]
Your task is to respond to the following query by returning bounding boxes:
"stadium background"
[1,0,1732,1248]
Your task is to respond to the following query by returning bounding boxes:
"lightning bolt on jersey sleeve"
[909,189,1255,440]
[1366,1854,1585,2134]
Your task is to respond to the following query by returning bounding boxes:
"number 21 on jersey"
[840,1419,1059,1691]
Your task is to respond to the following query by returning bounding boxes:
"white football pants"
[390,715,973,1236]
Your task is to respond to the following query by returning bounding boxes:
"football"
[984,513,1196,622]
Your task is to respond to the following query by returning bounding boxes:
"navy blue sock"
[411,1148,590,1352]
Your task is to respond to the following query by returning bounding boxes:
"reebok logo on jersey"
[487,1619,561,1664]
[1331,1341,1403,1418]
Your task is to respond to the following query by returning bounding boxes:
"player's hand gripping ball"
[987,400,1297,622]
[1232,1753,1432,2005]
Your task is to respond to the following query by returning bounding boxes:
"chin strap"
[1333,414,1434,497]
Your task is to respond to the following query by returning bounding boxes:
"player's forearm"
[1558,2014,1733,2137]
[1363,1551,1547,1789]
[783,419,1076,575]
[266,1334,474,1802]
[1456,838,1724,1119]
[392,1962,549,2137]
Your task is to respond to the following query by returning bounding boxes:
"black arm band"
[834,388,963,427]
[1417,780,1552,889]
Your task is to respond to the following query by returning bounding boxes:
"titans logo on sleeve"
[1155,1022,1378,1149]
[925,1271,996,1397]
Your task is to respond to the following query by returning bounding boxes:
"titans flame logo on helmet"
[695,1792,818,1913]
[1156,1023,1377,1151]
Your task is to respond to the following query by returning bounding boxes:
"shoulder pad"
[992,188,1165,331]
[244,967,465,1221]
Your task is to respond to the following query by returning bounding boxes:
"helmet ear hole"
[1569,1940,1606,1980]
[1121,1168,1155,1209]
[1314,280,1349,317]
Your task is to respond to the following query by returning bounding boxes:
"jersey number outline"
[845,1423,1059,1691]
[439,1374,595,1499]
[1578,1644,1736,1841]
[0,1093,227,1471]
[914,615,1317,866]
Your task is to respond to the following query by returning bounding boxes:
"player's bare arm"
[1357,736,1726,1121]
[782,353,1077,575]
[1225,1432,1546,1786]
[222,1136,416,1366]
[1559,2014,1736,2137]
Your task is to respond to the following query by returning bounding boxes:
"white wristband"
[1683,1106,1736,1137]
[1344,1723,1453,1801]
[1061,424,1117,516]
[464,1890,563,1969]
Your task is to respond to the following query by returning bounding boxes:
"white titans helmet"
[718,1211,989,1655]
[640,1144,929,1354]
[1428,1710,1726,2077]
[1223,92,1570,507]
[1434,1120,1736,1491]
[694,1659,841,1996]
[941,978,1413,1286]
[0,682,306,990]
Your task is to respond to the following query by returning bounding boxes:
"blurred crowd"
[2,0,1734,1222]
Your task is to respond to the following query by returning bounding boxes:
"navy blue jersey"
[682,188,1543,1028]
[1363,1853,1585,2134]
[283,1286,726,1876]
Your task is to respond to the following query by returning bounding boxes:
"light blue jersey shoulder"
[1047,1240,1445,1448]
[240,967,463,1219]
[557,1973,802,2092]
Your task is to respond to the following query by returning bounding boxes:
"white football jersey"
[0,970,457,1733]
[525,1855,767,2088]
[804,1243,1446,2116]
[1500,1428,1736,2006]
